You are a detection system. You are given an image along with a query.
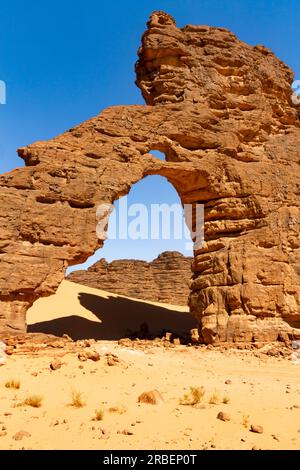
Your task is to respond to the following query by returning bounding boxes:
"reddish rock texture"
[67,251,192,305]
[0,11,300,342]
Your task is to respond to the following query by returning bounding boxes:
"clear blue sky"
[1,0,299,268]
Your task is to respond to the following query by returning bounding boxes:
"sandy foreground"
[0,281,299,450]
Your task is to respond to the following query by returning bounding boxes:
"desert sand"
[27,280,194,340]
[0,281,299,450]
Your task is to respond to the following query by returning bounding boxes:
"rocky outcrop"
[67,251,192,305]
[0,11,300,343]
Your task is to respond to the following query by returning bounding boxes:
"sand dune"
[27,280,195,340]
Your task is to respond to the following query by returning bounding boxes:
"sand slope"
[27,280,195,340]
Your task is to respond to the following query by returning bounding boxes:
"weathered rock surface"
[0,11,300,343]
[67,251,192,305]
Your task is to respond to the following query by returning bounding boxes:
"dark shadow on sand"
[28,292,197,340]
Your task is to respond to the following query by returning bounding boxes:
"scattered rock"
[5,346,14,356]
[173,338,181,346]
[217,411,230,422]
[13,430,31,441]
[266,348,280,357]
[225,379,232,385]
[62,334,73,342]
[107,354,119,366]
[50,359,62,370]
[250,424,264,434]
[190,329,199,343]
[118,338,133,348]
[83,339,96,347]
[78,352,88,362]
[87,350,100,362]
[50,341,65,349]
[138,390,164,405]
[164,332,172,342]
[119,429,134,436]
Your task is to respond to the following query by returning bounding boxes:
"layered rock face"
[0,11,299,342]
[67,251,192,305]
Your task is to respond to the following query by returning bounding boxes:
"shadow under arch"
[28,292,196,340]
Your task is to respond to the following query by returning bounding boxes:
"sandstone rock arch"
[1,11,300,343]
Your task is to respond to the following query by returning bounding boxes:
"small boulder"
[119,429,134,436]
[13,430,31,441]
[164,332,172,342]
[107,354,119,366]
[5,346,14,356]
[87,350,100,362]
[217,411,230,422]
[250,424,263,434]
[51,341,65,349]
[118,338,132,348]
[190,328,199,343]
[138,390,164,405]
[62,334,73,342]
[78,352,88,362]
[50,359,62,370]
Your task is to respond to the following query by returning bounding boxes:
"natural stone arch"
[0,11,300,343]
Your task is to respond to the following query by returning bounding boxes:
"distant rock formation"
[0,11,299,343]
[67,252,192,306]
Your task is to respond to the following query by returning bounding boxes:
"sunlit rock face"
[0,11,299,343]
[67,252,193,306]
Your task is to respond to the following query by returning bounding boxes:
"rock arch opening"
[27,174,196,340]
[149,150,166,161]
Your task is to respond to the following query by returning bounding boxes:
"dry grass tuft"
[5,379,20,390]
[23,394,43,408]
[94,408,104,421]
[209,391,221,405]
[70,390,86,408]
[180,386,205,406]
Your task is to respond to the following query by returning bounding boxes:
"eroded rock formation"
[0,11,300,342]
[67,251,192,305]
